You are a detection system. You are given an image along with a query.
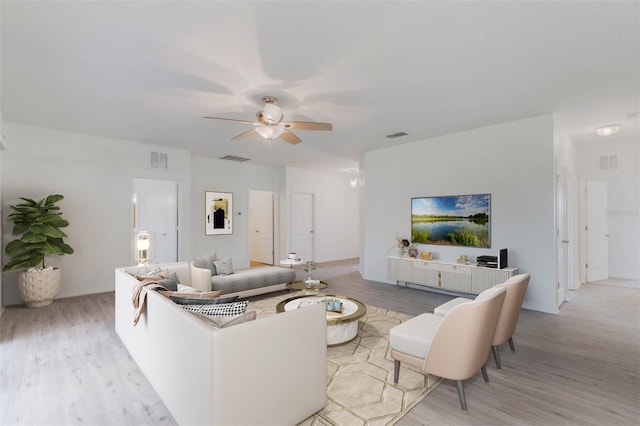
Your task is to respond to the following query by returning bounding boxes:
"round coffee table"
[276,294,367,346]
[285,280,329,292]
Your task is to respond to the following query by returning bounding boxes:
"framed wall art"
[205,191,233,235]
[411,193,490,248]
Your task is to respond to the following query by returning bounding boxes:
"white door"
[134,178,178,264]
[586,180,608,282]
[249,190,274,265]
[292,192,314,262]
[555,165,569,306]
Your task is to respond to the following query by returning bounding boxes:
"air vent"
[150,152,168,169]
[386,131,408,139]
[220,155,250,162]
[600,155,618,170]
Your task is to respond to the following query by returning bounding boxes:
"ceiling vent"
[220,155,250,162]
[600,155,618,170]
[150,152,168,169]
[386,131,408,139]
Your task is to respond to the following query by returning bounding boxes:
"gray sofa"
[190,253,295,297]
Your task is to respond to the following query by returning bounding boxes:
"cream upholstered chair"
[434,273,530,369]
[389,286,506,412]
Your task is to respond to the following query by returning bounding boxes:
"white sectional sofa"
[115,262,327,426]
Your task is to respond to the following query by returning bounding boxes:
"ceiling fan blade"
[283,121,333,131]
[204,116,256,125]
[231,128,258,141]
[280,130,302,145]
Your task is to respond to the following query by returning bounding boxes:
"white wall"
[284,167,360,263]
[362,115,558,313]
[189,156,285,269]
[1,123,192,305]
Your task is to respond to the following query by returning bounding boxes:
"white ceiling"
[2,1,639,173]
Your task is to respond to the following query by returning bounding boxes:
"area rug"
[248,294,443,426]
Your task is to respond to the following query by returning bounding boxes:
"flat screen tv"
[411,193,491,248]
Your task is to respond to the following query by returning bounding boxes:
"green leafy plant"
[304,260,316,274]
[3,194,74,271]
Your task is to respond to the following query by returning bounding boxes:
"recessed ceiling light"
[595,125,621,136]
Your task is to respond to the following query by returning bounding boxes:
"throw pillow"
[169,295,239,305]
[192,251,218,276]
[213,257,234,276]
[156,272,180,291]
[177,284,201,293]
[192,310,257,329]
[133,269,171,282]
[181,300,248,317]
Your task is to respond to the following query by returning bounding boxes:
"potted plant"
[3,194,74,307]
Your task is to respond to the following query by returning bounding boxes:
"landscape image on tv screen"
[411,194,490,248]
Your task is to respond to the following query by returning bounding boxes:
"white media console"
[388,256,518,295]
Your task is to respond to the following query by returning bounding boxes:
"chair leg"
[492,345,502,370]
[508,337,516,352]
[455,380,468,413]
[481,364,490,384]
[393,360,400,384]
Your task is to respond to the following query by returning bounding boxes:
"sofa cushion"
[181,300,249,317]
[211,266,295,294]
[193,251,218,275]
[213,257,234,276]
[193,310,257,329]
[157,272,180,291]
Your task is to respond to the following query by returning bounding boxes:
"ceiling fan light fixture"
[595,124,621,136]
[255,124,284,140]
[262,103,283,125]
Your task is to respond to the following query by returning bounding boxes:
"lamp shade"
[134,230,154,266]
[255,124,284,140]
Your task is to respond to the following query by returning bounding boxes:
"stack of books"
[477,255,498,268]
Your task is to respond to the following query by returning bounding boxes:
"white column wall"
[362,115,558,313]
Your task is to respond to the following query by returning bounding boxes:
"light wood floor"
[1,259,638,425]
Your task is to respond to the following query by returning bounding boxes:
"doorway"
[249,190,275,266]
[555,164,569,306]
[133,178,178,264]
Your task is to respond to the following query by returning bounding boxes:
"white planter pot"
[17,268,61,308]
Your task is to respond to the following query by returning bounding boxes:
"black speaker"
[499,248,508,269]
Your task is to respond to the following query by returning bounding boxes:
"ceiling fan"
[204,96,333,144]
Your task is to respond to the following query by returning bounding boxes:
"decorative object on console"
[408,247,419,258]
[420,251,433,261]
[411,193,491,248]
[205,191,233,235]
[457,254,469,264]
[134,230,154,266]
[392,234,411,256]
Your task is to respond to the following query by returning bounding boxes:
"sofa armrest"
[210,303,327,425]
[190,262,212,291]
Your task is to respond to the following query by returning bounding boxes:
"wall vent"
[151,152,168,169]
[386,131,409,139]
[599,155,618,170]
[220,155,250,162]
